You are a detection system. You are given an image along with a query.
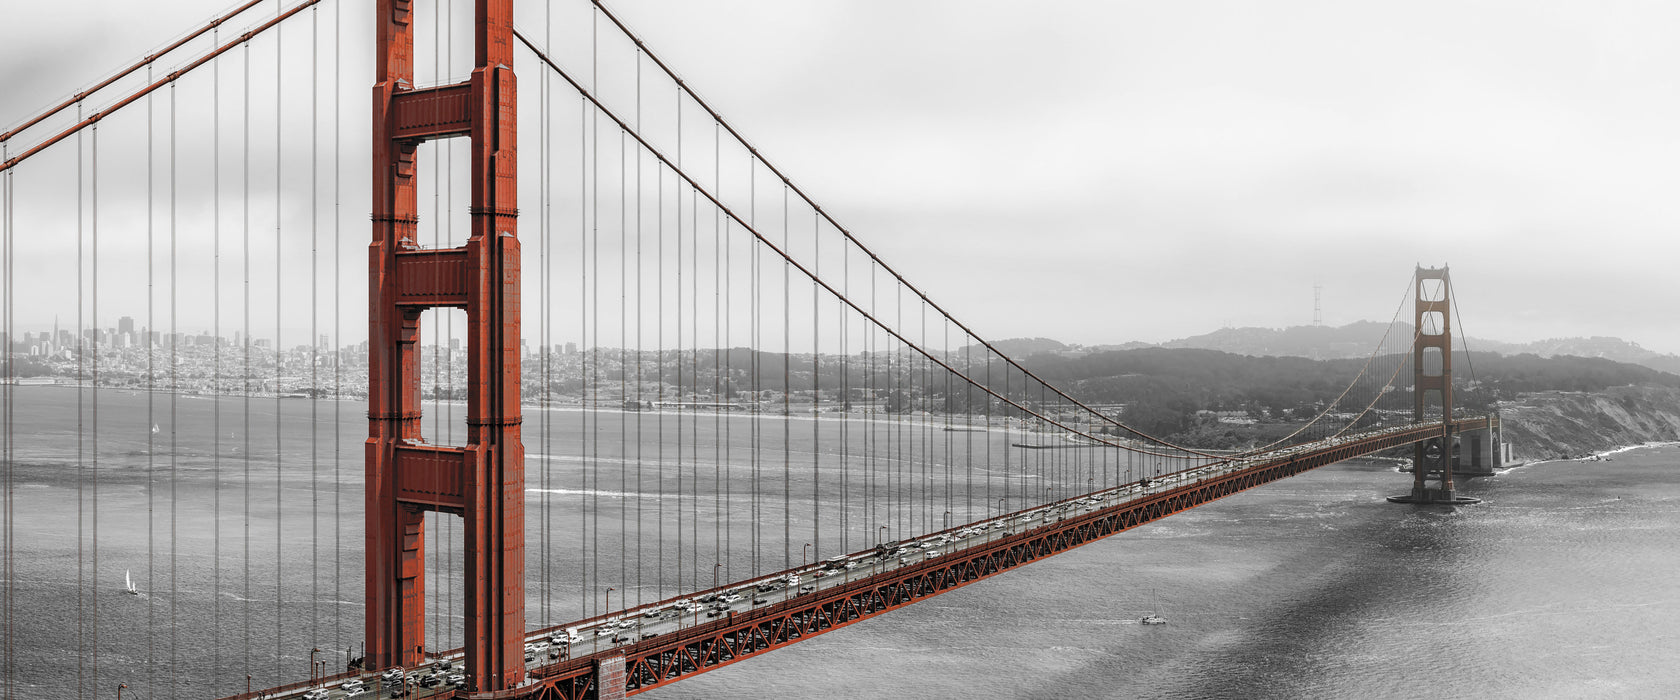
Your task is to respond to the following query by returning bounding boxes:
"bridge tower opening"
[366,0,524,693]
[1389,265,1480,505]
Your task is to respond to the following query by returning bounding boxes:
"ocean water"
[3,384,1158,698]
[4,384,1677,698]
[644,443,1680,699]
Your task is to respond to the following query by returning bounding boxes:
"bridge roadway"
[236,416,1487,700]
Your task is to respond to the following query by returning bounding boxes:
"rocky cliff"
[1497,385,1680,460]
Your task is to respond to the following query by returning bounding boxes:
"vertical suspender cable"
[867,263,875,544]
[75,108,84,700]
[673,73,682,596]
[782,185,789,569]
[274,12,287,679]
[331,2,343,656]
[241,37,253,681]
[656,133,664,601]
[749,159,758,577]
[634,47,645,607]
[308,3,320,659]
[839,230,848,551]
[539,0,552,630]
[90,119,100,700]
[620,127,628,608]
[167,73,179,697]
[210,35,223,687]
[689,171,698,590]
[0,133,15,700]
[712,123,721,584]
[578,93,588,618]
[811,211,820,556]
[592,9,603,610]
[656,134,664,600]
[1,135,8,700]
[720,125,730,583]
[145,63,157,698]
[2,135,11,700]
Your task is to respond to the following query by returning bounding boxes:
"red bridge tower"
[1390,265,1480,505]
[366,0,524,692]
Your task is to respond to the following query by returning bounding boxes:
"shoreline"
[1499,439,1680,475]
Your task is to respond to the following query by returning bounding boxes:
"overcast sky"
[4,0,1678,354]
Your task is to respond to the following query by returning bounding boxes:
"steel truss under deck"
[506,417,1492,700]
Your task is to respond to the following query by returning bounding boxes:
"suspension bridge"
[0,2,1506,698]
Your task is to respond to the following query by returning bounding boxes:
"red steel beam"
[393,444,470,513]
[391,82,474,141]
[395,248,471,307]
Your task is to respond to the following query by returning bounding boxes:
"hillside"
[1014,346,1680,450]
[1498,386,1680,460]
[982,323,1680,377]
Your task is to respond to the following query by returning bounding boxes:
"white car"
[301,691,330,700]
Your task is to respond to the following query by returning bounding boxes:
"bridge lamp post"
[801,543,812,568]
[943,510,951,530]
[117,683,126,700]
[997,497,1007,519]
[877,525,888,547]
[309,647,320,683]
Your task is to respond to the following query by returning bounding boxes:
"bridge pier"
[596,656,628,700]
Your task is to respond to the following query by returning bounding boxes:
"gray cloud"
[5,0,1677,354]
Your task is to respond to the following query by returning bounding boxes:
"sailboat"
[123,569,139,596]
[1139,588,1166,625]
[151,424,160,435]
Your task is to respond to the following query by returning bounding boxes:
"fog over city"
[4,0,1677,354]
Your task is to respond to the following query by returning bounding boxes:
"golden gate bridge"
[0,1,1503,698]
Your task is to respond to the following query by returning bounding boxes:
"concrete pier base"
[1387,487,1481,505]
[596,655,627,700]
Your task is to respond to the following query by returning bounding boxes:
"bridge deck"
[233,417,1484,700]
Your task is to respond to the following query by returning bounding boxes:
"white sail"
[124,569,137,594]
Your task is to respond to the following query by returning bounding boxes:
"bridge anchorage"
[1388,265,1485,506]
